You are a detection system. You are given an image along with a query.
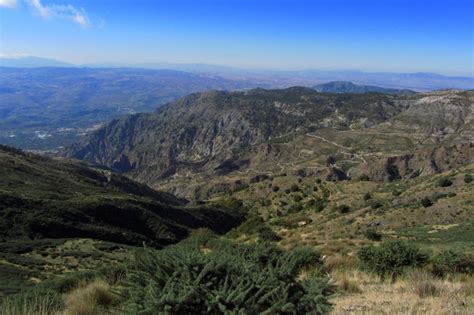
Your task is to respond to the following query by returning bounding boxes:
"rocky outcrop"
[361,142,474,181]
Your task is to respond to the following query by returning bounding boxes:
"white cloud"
[29,0,51,17]
[0,0,17,8]
[28,0,90,28]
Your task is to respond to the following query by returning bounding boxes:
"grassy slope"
[224,163,474,255]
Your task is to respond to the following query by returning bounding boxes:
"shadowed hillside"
[0,145,243,245]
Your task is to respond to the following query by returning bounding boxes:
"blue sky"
[1,0,473,75]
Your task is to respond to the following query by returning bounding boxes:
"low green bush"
[464,174,473,183]
[337,205,350,214]
[358,241,428,281]
[227,216,280,241]
[420,197,433,208]
[431,250,474,277]
[437,177,453,187]
[364,228,382,241]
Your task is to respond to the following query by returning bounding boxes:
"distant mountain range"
[0,56,73,68]
[312,81,416,94]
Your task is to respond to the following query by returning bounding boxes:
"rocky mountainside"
[0,145,243,246]
[313,81,415,94]
[63,89,473,200]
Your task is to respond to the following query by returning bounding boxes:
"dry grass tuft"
[325,254,357,272]
[331,270,474,314]
[62,280,118,315]
[333,272,362,294]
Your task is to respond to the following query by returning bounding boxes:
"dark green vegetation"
[1,230,334,314]
[0,145,242,244]
[124,232,333,314]
[358,241,428,281]
[358,241,473,281]
[0,145,243,297]
[0,67,256,150]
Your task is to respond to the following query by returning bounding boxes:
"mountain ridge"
[62,88,473,200]
[312,81,416,94]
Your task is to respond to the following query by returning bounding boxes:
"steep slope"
[312,81,415,94]
[0,145,243,246]
[64,87,406,180]
[63,88,473,200]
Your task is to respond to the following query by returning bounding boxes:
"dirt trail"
[305,133,368,164]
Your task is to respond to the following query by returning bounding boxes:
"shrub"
[358,174,370,181]
[370,201,383,210]
[272,185,280,192]
[227,216,280,242]
[358,241,428,281]
[337,205,350,214]
[392,190,402,197]
[432,250,474,277]
[326,156,337,166]
[363,193,371,201]
[420,197,433,208]
[464,174,473,183]
[307,197,327,212]
[437,177,453,187]
[290,184,300,192]
[364,228,382,241]
[123,239,334,314]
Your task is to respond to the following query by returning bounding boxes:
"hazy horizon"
[1,0,473,76]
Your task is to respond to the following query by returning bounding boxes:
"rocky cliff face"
[64,88,404,177]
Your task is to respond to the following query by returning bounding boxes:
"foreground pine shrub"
[358,241,428,281]
[123,235,334,314]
